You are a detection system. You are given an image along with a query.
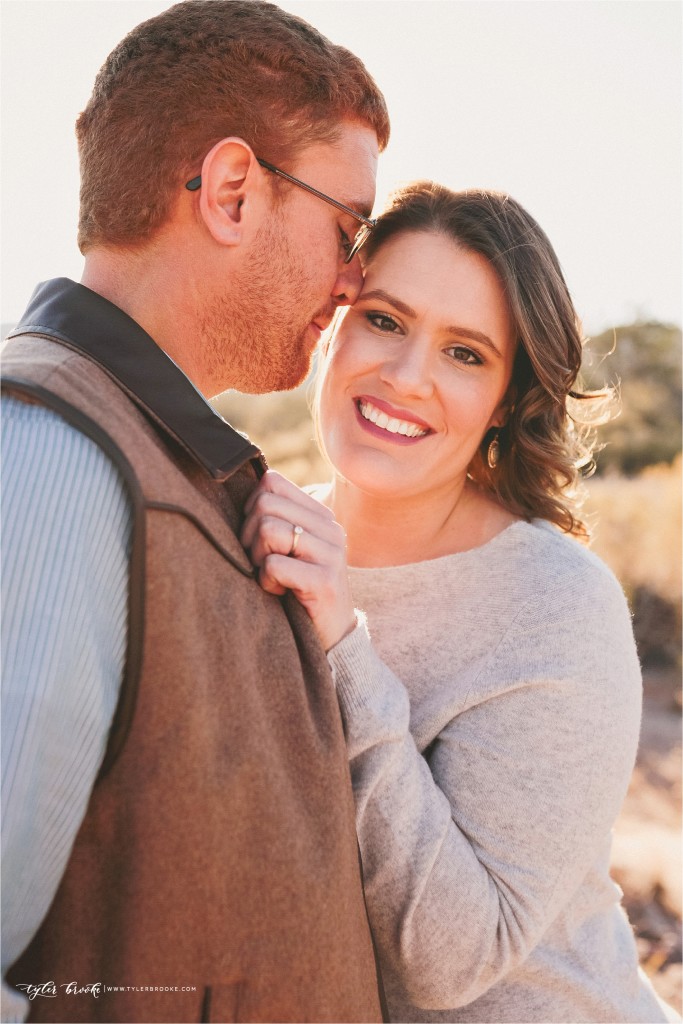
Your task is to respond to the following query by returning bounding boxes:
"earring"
[487,431,501,470]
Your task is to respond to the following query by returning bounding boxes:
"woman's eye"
[366,311,400,333]
[447,345,482,366]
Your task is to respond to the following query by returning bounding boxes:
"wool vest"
[2,318,382,1023]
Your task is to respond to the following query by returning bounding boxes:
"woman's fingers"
[241,471,356,651]
[258,553,356,652]
[241,486,344,554]
[244,514,297,565]
[247,514,343,572]
[258,551,322,596]
[244,469,334,521]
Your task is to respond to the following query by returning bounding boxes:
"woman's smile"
[354,395,433,443]
[319,229,516,499]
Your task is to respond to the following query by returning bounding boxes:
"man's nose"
[331,253,364,308]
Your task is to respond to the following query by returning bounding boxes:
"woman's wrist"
[323,610,360,653]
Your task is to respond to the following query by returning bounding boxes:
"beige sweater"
[329,519,675,1023]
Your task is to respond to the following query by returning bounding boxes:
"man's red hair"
[76,0,390,252]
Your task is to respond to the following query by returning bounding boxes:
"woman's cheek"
[329,332,370,383]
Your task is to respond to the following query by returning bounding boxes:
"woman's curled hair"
[362,182,613,539]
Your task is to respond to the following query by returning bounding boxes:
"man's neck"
[81,246,211,396]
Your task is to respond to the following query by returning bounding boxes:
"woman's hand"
[241,471,357,652]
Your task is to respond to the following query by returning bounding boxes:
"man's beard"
[199,217,322,396]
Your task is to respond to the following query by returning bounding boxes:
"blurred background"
[2,0,681,1010]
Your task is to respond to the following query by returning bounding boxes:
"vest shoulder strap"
[2,375,146,782]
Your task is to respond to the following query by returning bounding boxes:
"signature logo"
[15,982,102,1000]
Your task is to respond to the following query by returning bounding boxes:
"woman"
[241,183,677,1022]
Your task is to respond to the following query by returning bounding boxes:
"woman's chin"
[330,451,419,500]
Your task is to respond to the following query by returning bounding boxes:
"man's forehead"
[295,122,379,216]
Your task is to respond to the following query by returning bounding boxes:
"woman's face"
[318,229,517,500]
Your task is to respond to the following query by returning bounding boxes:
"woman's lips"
[353,395,434,445]
[357,394,434,430]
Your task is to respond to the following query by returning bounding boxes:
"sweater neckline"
[347,518,552,574]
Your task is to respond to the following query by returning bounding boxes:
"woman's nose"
[378,337,435,399]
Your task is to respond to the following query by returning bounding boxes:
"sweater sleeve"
[327,566,642,1011]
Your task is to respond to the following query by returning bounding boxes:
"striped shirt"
[1,396,132,1023]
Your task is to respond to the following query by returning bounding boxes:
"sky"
[1,0,681,335]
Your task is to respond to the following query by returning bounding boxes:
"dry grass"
[612,664,682,1013]
[586,460,682,1012]
[584,457,682,606]
[214,385,327,486]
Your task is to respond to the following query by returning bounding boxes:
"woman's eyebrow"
[360,289,416,318]
[360,288,501,356]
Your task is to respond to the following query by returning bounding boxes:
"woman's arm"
[328,568,642,1009]
[242,473,642,1009]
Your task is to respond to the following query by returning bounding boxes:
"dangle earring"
[487,430,501,470]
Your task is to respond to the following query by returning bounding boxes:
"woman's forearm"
[327,568,642,1010]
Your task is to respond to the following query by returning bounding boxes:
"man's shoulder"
[2,333,166,507]
[2,394,135,529]
[2,331,83,384]
[3,332,131,406]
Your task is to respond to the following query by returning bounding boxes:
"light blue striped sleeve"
[1,396,132,1022]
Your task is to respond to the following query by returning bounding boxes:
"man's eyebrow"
[360,288,502,356]
[345,199,374,220]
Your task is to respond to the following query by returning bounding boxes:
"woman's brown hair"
[357,182,611,538]
[76,0,389,253]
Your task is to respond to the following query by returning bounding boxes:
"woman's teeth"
[358,400,428,438]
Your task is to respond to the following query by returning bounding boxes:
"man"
[1,2,389,1021]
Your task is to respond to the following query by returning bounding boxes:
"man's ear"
[196,138,264,246]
